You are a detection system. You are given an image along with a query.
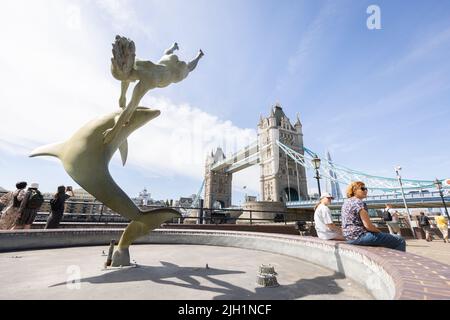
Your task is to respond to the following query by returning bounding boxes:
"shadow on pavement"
[50,260,347,299]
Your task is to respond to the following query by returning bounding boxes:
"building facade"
[258,104,308,202]
[204,148,232,208]
[41,189,108,215]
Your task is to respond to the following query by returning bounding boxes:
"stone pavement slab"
[0,244,372,300]
[406,239,450,266]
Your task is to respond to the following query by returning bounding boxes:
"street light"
[395,166,415,239]
[434,178,449,219]
[312,156,322,197]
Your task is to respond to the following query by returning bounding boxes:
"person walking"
[314,192,345,240]
[435,212,448,243]
[382,204,393,222]
[45,186,74,229]
[341,181,406,251]
[0,182,27,230]
[418,212,434,242]
[13,183,44,230]
[384,204,401,236]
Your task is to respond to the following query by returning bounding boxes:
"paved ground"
[406,239,450,266]
[0,244,372,300]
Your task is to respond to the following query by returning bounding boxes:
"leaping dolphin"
[30,107,181,266]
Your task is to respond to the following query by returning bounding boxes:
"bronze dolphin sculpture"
[30,107,181,266]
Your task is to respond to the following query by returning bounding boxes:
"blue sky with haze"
[0,0,449,203]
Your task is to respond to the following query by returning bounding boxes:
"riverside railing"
[33,199,310,226]
[31,198,440,228]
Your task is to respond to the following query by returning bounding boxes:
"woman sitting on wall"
[341,181,406,252]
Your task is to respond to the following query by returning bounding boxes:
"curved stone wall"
[1,229,449,299]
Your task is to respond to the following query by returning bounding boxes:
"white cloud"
[126,96,258,187]
[94,0,158,44]
[0,0,261,194]
[0,1,112,141]
[66,4,82,30]
[96,0,133,23]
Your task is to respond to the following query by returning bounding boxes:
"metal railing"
[30,199,310,226]
[23,198,440,230]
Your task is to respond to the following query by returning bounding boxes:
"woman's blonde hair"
[346,181,366,198]
[314,201,321,211]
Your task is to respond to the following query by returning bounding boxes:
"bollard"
[258,264,278,275]
[256,264,279,287]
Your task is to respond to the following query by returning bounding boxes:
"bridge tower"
[204,148,232,208]
[258,104,308,202]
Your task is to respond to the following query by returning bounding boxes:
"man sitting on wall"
[314,193,345,240]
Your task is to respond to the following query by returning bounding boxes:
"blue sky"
[0,0,449,203]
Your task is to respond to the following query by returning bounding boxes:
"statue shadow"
[50,261,245,288]
[50,259,348,299]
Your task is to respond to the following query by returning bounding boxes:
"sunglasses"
[360,187,368,191]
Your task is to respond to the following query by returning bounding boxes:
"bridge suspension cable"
[285,150,291,201]
[191,179,205,208]
[276,140,438,192]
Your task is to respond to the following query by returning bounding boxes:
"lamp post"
[434,178,449,219]
[312,156,322,198]
[395,166,415,239]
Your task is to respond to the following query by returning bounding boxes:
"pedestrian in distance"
[418,212,434,242]
[45,186,75,229]
[434,212,448,243]
[384,204,401,236]
[0,181,27,230]
[13,183,44,230]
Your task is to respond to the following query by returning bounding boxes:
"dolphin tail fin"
[137,208,182,228]
[115,208,182,249]
[119,139,128,166]
[29,142,65,159]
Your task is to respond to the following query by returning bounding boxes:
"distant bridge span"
[287,191,450,210]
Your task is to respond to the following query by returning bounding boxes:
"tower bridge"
[204,104,308,209]
[203,104,446,220]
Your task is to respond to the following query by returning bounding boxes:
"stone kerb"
[0,229,125,251]
[1,229,449,300]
